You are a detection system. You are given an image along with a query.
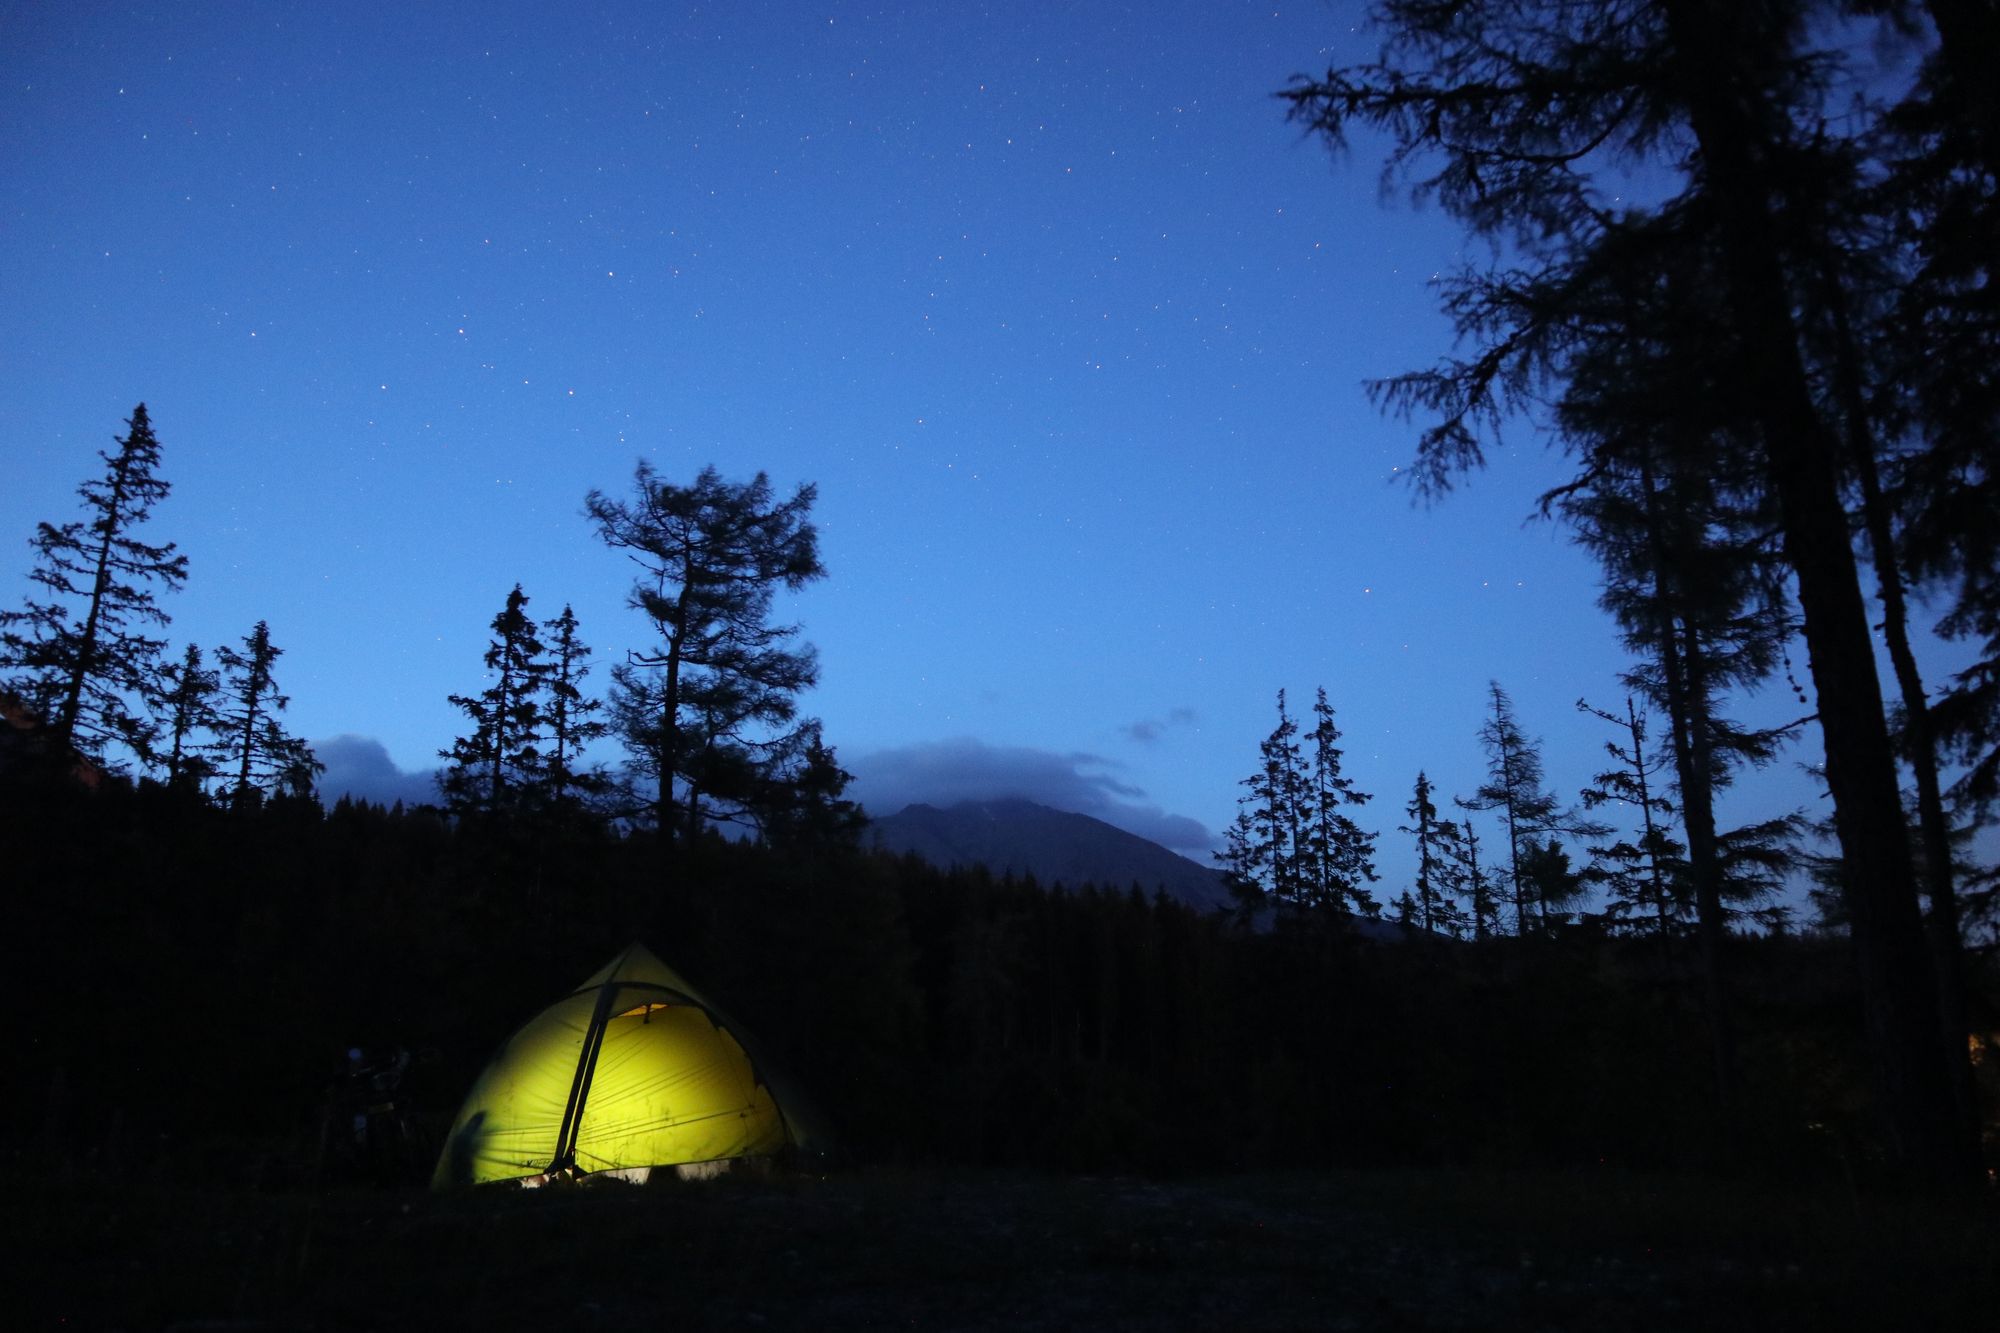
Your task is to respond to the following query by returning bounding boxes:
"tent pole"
[548,979,619,1176]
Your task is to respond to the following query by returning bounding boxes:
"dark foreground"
[16,1167,1996,1331]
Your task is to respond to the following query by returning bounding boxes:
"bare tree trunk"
[1664,0,1967,1181]
[1824,271,1981,1150]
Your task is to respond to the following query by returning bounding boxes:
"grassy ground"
[15,1166,1996,1331]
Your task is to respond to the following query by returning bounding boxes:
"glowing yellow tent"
[432,943,800,1187]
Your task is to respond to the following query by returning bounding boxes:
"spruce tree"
[216,620,320,807]
[1304,687,1379,917]
[1258,689,1309,905]
[1400,770,1457,935]
[439,584,548,818]
[538,602,611,815]
[0,404,187,767]
[1519,837,1586,926]
[1426,816,1472,939]
[1222,688,1378,922]
[156,643,223,793]
[755,723,866,851]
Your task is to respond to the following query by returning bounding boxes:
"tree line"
[0,406,320,808]
[1220,681,1802,942]
[0,412,856,848]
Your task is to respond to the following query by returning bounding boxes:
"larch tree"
[1282,0,1972,1177]
[1447,813,1501,942]
[1577,697,1686,942]
[0,404,187,768]
[585,463,824,853]
[1459,683,1578,935]
[1867,3,2000,1146]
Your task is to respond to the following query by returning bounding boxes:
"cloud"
[1121,706,1198,745]
[314,734,440,809]
[846,736,1212,853]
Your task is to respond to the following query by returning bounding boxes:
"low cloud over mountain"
[315,734,439,809]
[845,736,1212,853]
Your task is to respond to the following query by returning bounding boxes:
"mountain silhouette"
[866,798,1233,912]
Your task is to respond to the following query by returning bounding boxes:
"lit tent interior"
[432,942,807,1187]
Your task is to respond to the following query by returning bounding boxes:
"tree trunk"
[1653,580,1735,1119]
[57,467,131,748]
[1664,0,1967,1182]
[1623,698,1677,949]
[1825,269,1981,1149]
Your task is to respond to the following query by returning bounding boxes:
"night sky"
[3,2,1899,888]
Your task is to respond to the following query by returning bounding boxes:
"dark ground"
[15,1166,1997,1331]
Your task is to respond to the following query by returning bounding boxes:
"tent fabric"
[433,943,794,1187]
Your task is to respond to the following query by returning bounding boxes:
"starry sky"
[2,1,1918,892]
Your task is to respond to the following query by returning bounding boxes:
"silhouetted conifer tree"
[1221,689,1304,913]
[155,643,222,793]
[1222,688,1377,921]
[1519,837,1585,926]
[216,620,320,807]
[1556,432,1798,1116]
[1578,697,1686,940]
[1459,684,1575,934]
[1304,687,1379,917]
[755,723,866,851]
[586,463,824,852]
[1400,770,1457,935]
[1447,817,1500,942]
[0,404,187,768]
[1283,0,1970,1179]
[439,584,548,818]
[537,602,611,815]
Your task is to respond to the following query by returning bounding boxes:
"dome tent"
[433,942,805,1187]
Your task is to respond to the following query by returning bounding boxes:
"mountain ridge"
[865,797,1233,913]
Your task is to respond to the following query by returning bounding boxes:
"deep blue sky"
[3,1,1942,896]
